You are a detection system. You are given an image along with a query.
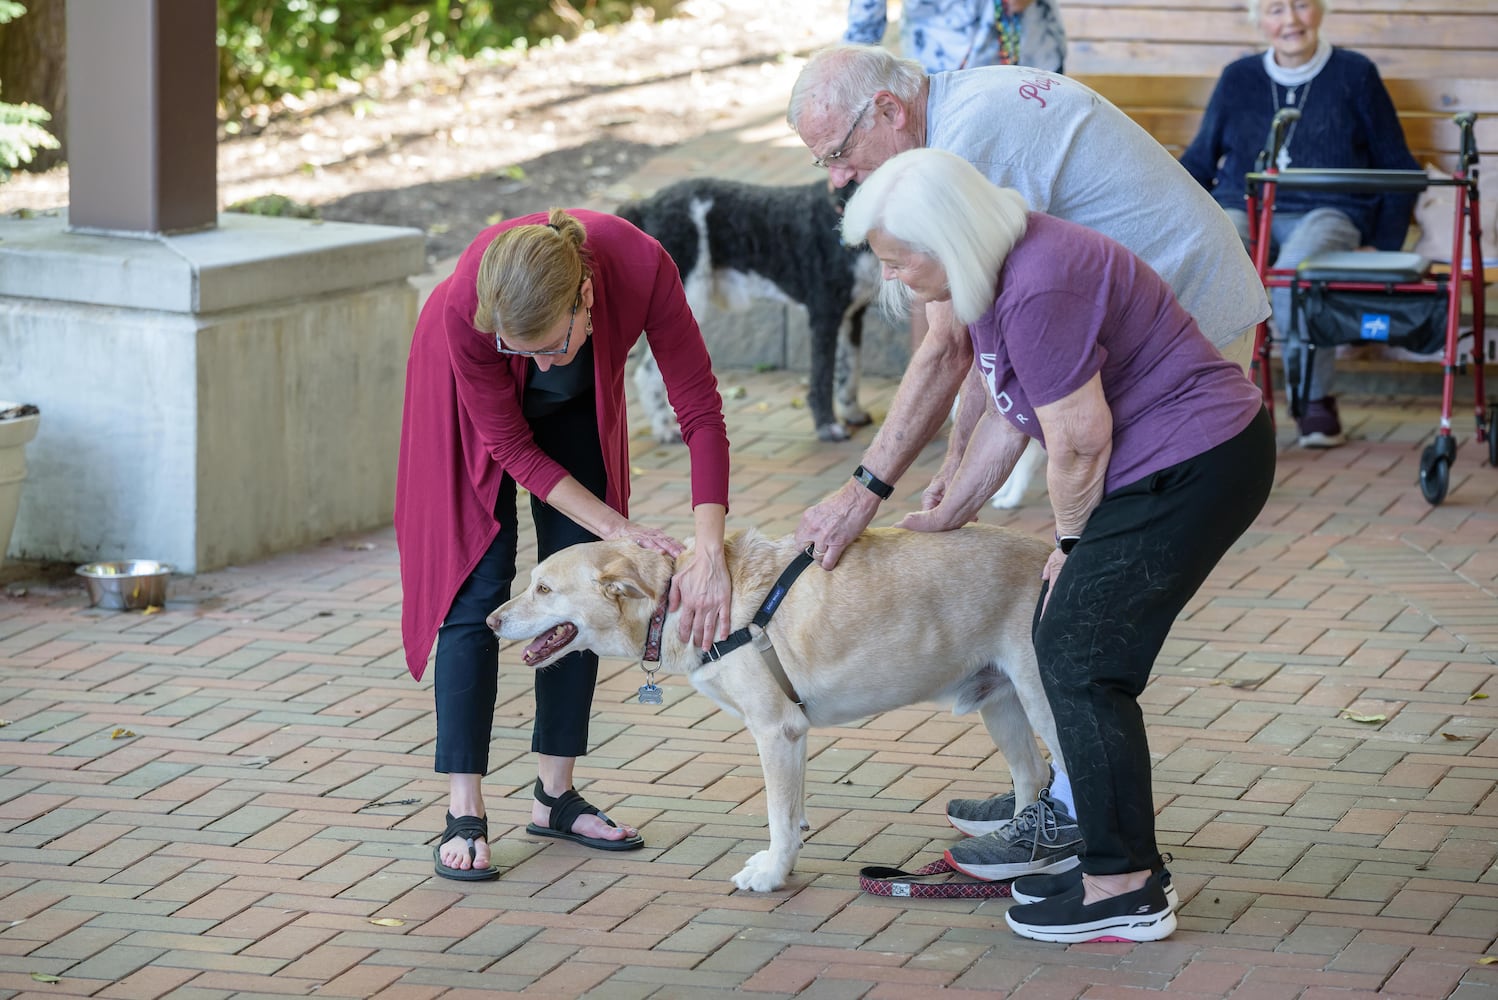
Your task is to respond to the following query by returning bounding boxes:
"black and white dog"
[617,178,880,442]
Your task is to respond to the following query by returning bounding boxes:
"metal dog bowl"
[76,560,173,610]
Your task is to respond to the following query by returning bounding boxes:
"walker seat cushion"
[1296,251,1431,284]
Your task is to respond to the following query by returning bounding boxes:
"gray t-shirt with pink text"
[928,67,1270,349]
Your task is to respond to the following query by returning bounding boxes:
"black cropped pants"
[1033,408,1276,875]
[432,399,607,773]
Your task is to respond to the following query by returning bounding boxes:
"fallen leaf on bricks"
[238,756,273,768]
[110,728,136,739]
[790,397,804,408]
[345,542,376,551]
[31,973,61,983]
[0,720,10,727]
[722,385,747,399]
[1469,693,1489,701]
[1479,956,1498,965]
[1339,710,1386,724]
[142,605,162,615]
[369,918,406,927]
[1442,732,1476,741]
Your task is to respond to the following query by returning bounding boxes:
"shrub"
[218,1,678,129]
[0,1,60,172]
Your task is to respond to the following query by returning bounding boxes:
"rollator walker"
[1245,107,1492,505]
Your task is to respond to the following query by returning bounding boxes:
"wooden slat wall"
[1064,0,1498,79]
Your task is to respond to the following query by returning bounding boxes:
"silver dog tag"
[637,682,664,705]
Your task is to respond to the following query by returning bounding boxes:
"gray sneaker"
[945,790,1017,837]
[946,765,1055,837]
[943,790,1083,881]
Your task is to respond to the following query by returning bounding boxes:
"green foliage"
[0,100,58,170]
[225,193,322,219]
[0,1,60,172]
[218,0,678,127]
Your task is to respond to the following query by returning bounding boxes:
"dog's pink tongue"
[523,623,578,665]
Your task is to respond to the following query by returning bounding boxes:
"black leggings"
[1033,408,1276,875]
[432,400,608,773]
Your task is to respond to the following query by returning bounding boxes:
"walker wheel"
[1419,444,1451,505]
[1488,405,1498,468]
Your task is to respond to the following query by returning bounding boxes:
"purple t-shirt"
[969,213,1263,493]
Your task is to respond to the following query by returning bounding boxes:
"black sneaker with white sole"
[1005,871,1176,943]
[1011,865,1179,911]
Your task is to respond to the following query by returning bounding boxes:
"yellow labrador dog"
[487,523,1064,892]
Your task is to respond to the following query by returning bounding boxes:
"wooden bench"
[1072,73,1498,170]
[1064,0,1498,81]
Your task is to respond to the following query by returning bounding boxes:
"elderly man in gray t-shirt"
[788,45,1269,360]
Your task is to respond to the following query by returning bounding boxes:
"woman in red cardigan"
[396,208,732,880]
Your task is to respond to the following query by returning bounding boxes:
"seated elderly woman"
[1180,0,1418,448]
[796,147,1276,943]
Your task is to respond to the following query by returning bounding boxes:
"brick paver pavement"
[5,105,1498,1000]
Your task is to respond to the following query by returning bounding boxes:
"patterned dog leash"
[858,857,1013,899]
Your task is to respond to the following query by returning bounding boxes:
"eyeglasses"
[495,297,583,356]
[813,98,873,170]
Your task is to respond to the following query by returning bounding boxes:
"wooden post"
[66,0,217,235]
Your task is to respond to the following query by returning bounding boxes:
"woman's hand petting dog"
[670,544,732,651]
[608,521,684,558]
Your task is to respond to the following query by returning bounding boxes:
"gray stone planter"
[0,403,41,568]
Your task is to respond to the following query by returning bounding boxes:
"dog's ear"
[598,554,660,602]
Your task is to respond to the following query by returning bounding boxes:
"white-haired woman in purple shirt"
[798,147,1275,943]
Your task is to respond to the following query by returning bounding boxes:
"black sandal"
[525,778,644,851]
[433,811,500,880]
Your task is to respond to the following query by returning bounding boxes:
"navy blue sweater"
[1180,48,1419,251]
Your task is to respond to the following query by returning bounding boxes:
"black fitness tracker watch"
[1056,534,1081,555]
[852,464,895,500]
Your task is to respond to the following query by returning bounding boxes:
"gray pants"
[1227,207,1361,403]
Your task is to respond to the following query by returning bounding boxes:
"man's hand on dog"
[797,480,880,569]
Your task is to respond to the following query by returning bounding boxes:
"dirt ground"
[0,0,850,262]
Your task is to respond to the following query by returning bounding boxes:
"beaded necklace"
[996,1,1021,65]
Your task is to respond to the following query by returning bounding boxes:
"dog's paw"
[732,850,791,892]
[816,422,850,442]
[838,405,873,428]
[651,422,683,445]
[990,483,1026,509]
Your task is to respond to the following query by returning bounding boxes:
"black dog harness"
[641,546,816,707]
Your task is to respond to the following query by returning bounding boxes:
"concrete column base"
[0,211,427,572]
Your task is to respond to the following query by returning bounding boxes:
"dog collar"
[642,580,671,663]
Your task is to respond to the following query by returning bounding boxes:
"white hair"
[1247,0,1328,23]
[787,44,925,134]
[841,148,1030,326]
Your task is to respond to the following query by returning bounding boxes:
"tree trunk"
[0,0,68,170]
